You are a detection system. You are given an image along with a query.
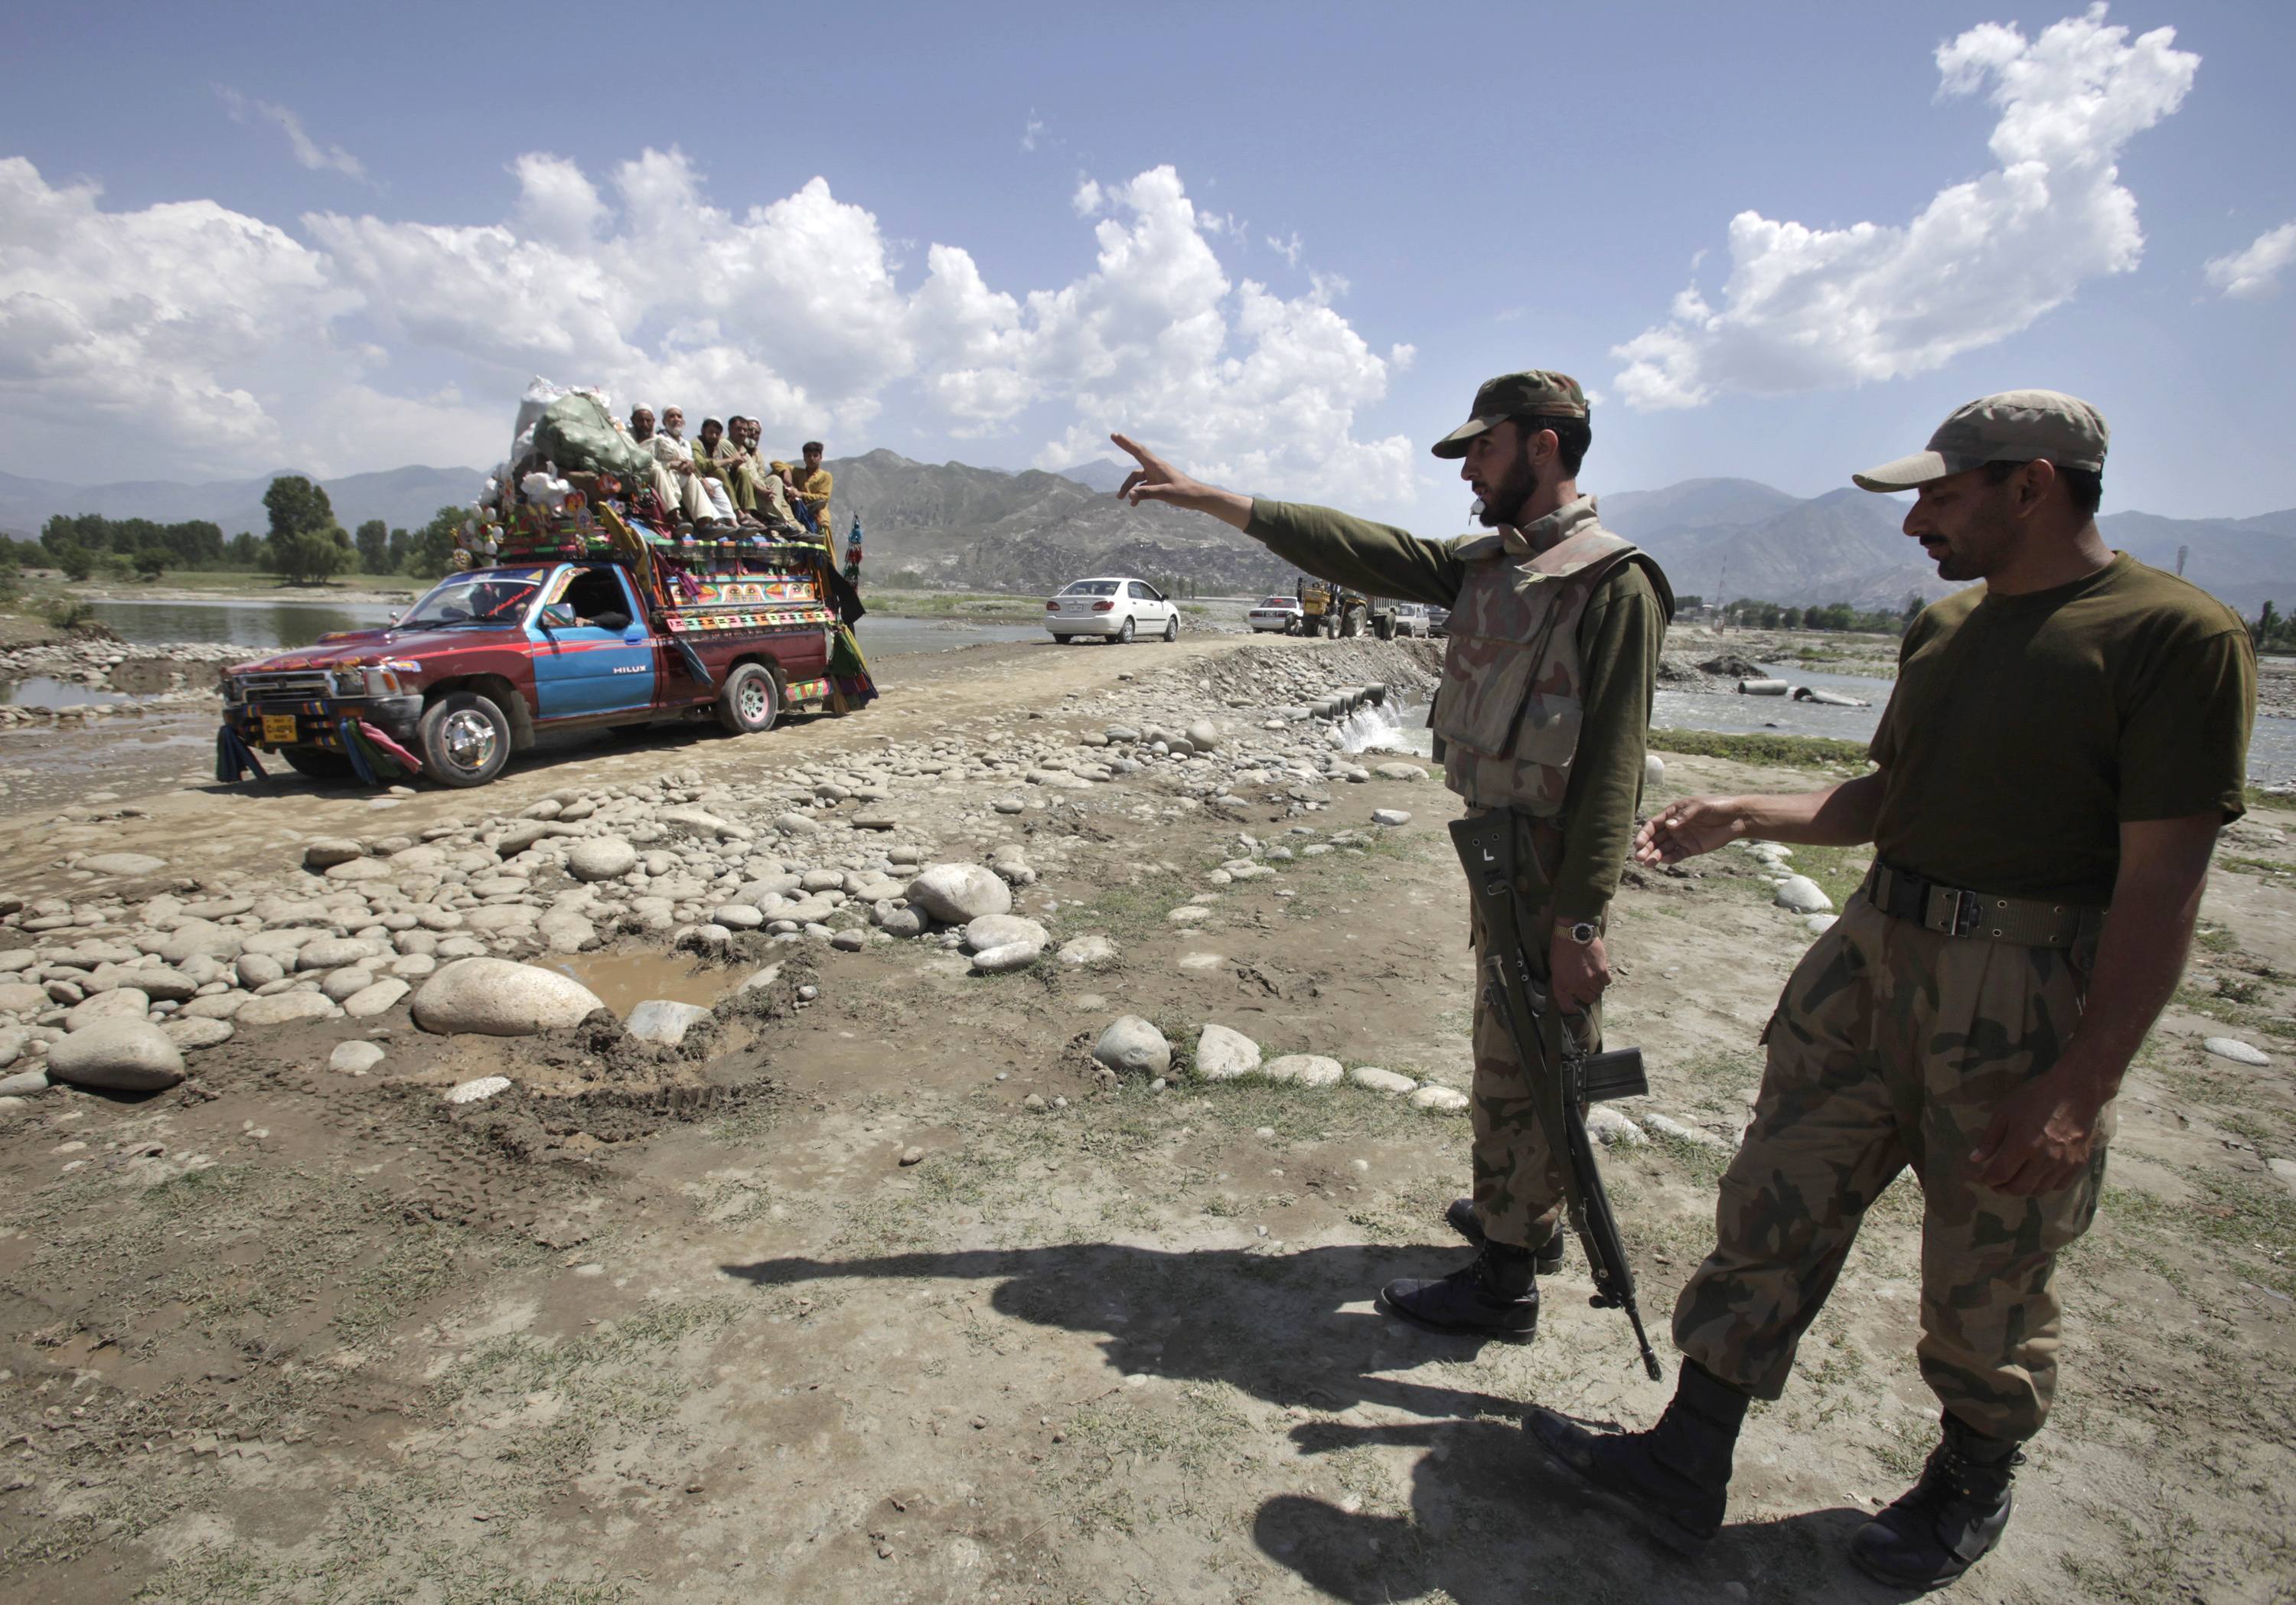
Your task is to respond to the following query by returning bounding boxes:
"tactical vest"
[1429,500,1644,817]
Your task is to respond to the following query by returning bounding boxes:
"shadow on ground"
[726,1243,1917,1603]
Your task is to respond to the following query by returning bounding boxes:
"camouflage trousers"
[1671,889,2110,1442]
[1467,811,1598,1254]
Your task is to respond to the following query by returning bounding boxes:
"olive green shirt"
[1870,553,2256,905]
[1245,498,1668,917]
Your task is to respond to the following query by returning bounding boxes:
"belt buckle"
[1939,887,1978,937]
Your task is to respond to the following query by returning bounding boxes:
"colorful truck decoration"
[219,487,873,789]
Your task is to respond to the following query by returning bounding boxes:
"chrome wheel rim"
[441,709,498,772]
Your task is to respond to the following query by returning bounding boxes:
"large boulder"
[907,864,1012,925]
[1094,1016,1171,1078]
[626,998,712,1046]
[567,837,639,882]
[1265,1053,1345,1088]
[962,914,1049,954]
[1773,876,1832,915]
[237,991,343,1027]
[47,1019,184,1092]
[302,837,367,869]
[1195,1023,1262,1081]
[0,982,47,1013]
[149,920,245,965]
[80,853,167,877]
[66,988,151,1032]
[412,958,605,1036]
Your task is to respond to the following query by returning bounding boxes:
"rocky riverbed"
[2,629,2294,1603]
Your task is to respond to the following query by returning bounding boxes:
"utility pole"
[2176,544,2189,577]
[1715,553,1730,631]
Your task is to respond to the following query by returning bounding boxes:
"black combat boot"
[1848,1413,2024,1590]
[1525,1360,1750,1553]
[1445,1197,1567,1275]
[1380,1241,1540,1338]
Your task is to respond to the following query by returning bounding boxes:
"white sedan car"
[1247,595,1304,633]
[1045,576,1179,644]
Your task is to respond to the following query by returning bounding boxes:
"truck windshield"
[400,570,546,628]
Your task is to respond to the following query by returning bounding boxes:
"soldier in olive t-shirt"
[1870,551,2255,905]
[1537,390,2258,1594]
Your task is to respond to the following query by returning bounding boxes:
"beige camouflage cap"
[1431,370,1589,458]
[1852,390,2109,491]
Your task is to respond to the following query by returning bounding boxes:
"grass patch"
[2217,854,2296,880]
[1062,865,1201,944]
[858,589,1045,621]
[2245,786,2296,815]
[2105,1170,2296,1297]
[1649,728,1872,768]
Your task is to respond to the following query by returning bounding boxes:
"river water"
[82,597,1043,659]
[1342,663,2296,785]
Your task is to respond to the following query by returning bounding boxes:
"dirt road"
[3,633,2293,1603]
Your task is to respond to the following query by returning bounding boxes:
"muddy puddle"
[543,946,736,1016]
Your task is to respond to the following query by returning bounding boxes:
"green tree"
[132,547,169,582]
[403,506,466,579]
[264,475,336,543]
[226,531,263,567]
[263,476,351,586]
[386,527,412,573]
[266,528,353,586]
[54,540,93,582]
[354,519,391,573]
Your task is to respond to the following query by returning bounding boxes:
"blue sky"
[4,0,2291,528]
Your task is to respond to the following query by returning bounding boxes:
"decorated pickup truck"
[220,500,872,788]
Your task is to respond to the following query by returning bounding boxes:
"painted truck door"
[528,565,657,719]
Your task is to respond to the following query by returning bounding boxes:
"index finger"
[1109,432,1157,468]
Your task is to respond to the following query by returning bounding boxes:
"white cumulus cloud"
[0,152,1411,505]
[908,168,1413,504]
[1612,5,2198,409]
[2205,221,2296,299]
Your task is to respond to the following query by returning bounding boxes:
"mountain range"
[5,455,2291,617]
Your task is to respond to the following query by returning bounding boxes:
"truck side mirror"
[622,624,646,644]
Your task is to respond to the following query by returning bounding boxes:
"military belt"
[1866,863,2105,949]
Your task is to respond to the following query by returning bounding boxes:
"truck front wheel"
[417,691,512,788]
[716,663,779,735]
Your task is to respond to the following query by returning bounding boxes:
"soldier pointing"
[1530,390,2256,1588]
[1114,371,1671,1337]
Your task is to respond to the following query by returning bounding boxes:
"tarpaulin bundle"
[337,718,422,785]
[671,634,714,688]
[358,721,424,775]
[530,391,657,480]
[337,718,383,785]
[215,724,269,784]
[829,623,879,709]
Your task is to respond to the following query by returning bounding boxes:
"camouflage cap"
[1852,390,2108,491]
[1430,370,1589,458]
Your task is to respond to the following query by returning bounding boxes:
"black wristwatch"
[1564,919,1600,945]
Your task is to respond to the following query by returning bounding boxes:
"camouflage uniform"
[1672,887,2106,1440]
[1466,811,1596,1250]
[1435,502,1647,1251]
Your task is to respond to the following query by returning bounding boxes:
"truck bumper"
[227,693,423,751]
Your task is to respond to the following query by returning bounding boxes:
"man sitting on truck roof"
[660,406,737,524]
[716,417,801,532]
[630,405,725,529]
[775,441,833,543]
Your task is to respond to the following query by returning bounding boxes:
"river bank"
[2,631,2292,1603]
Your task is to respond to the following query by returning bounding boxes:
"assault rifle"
[1450,811,1664,1380]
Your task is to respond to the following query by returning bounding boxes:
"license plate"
[262,714,298,744]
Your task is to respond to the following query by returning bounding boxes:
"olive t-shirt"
[1869,553,2255,905]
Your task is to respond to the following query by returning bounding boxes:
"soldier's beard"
[1475,448,1539,527]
